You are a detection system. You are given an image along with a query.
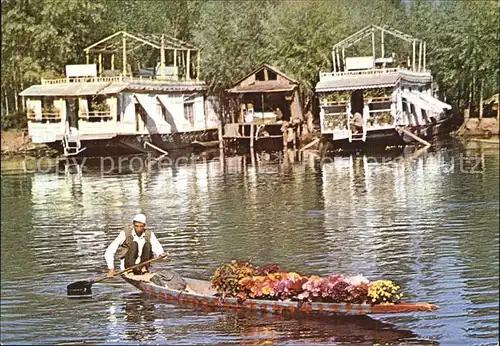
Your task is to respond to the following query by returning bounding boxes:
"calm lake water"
[1,138,499,345]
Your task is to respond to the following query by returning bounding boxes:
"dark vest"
[115,227,152,260]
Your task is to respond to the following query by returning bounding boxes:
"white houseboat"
[19,31,219,157]
[316,25,453,151]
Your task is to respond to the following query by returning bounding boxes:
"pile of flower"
[210,260,257,299]
[210,260,403,304]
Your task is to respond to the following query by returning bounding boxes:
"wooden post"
[264,68,268,81]
[86,51,89,64]
[479,80,484,119]
[186,49,191,80]
[173,49,177,80]
[250,123,254,148]
[381,30,384,59]
[293,127,297,150]
[412,40,416,71]
[397,126,431,147]
[341,47,345,70]
[261,94,265,122]
[418,41,422,72]
[423,42,426,71]
[111,54,115,70]
[98,53,103,75]
[299,138,320,152]
[122,34,127,77]
[160,34,165,79]
[218,120,224,149]
[336,49,341,73]
[332,51,337,72]
[219,147,225,172]
[196,50,200,82]
[371,29,376,60]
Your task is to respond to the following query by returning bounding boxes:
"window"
[255,68,277,81]
[410,103,416,115]
[156,99,165,121]
[256,69,265,81]
[421,109,428,122]
[184,102,194,126]
[402,99,409,113]
[41,97,54,109]
[267,70,277,80]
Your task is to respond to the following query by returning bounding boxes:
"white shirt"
[104,228,164,270]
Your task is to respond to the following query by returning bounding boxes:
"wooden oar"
[66,253,169,298]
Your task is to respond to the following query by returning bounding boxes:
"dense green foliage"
[1,0,498,129]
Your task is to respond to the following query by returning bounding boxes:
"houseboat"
[223,64,303,151]
[316,25,453,151]
[19,31,220,157]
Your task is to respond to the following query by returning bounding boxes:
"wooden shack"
[224,64,303,150]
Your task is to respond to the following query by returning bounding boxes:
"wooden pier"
[222,122,300,151]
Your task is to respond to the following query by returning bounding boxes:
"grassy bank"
[1,130,58,160]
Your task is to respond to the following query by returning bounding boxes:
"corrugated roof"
[19,81,205,96]
[100,83,129,94]
[19,83,129,96]
[315,70,433,92]
[315,73,400,92]
[126,83,207,92]
[227,81,296,94]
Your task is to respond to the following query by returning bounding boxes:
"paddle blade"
[67,280,93,298]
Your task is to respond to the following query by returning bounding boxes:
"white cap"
[132,213,146,224]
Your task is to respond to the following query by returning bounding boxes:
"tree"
[405,0,499,111]
[1,0,105,123]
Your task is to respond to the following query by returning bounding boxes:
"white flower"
[345,274,369,286]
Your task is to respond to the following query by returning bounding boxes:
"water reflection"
[115,294,433,345]
[1,138,498,344]
[219,312,432,345]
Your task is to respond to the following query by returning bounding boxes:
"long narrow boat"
[122,273,439,316]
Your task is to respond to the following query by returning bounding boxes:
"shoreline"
[1,129,60,160]
[1,118,498,162]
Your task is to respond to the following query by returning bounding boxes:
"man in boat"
[104,213,165,276]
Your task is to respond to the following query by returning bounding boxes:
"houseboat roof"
[315,69,432,93]
[227,81,296,94]
[19,82,129,97]
[316,72,399,92]
[234,63,298,85]
[125,82,206,92]
[227,63,298,94]
[19,79,207,97]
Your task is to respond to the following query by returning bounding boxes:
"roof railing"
[319,67,431,80]
[41,76,204,85]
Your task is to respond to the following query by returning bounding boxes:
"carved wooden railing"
[78,111,113,121]
[41,76,203,85]
[319,67,431,80]
[27,112,61,122]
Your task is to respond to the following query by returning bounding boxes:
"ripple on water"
[1,147,499,344]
